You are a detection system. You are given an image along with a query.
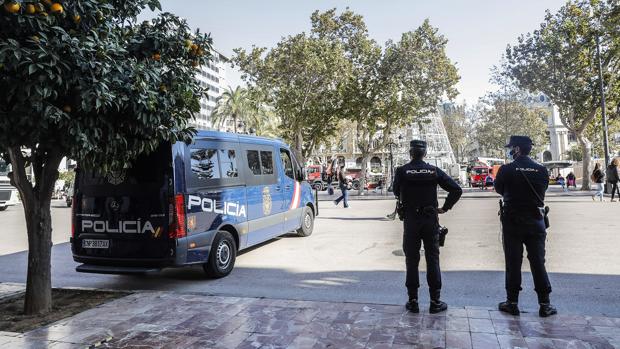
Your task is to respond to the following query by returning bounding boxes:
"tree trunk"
[7,147,62,315]
[358,151,370,195]
[293,129,305,165]
[577,134,592,191]
[233,114,238,133]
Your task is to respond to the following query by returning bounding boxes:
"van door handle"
[285,185,291,190]
[275,186,281,191]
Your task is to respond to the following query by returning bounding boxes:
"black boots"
[498,300,557,317]
[405,298,419,313]
[498,301,520,315]
[429,300,448,314]
[539,303,557,317]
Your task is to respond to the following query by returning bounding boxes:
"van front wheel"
[203,231,236,278]
[296,207,314,237]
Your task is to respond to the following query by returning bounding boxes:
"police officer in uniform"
[494,136,557,317]
[393,140,462,313]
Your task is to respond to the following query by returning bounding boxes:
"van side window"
[247,150,261,175]
[190,149,221,179]
[260,151,274,175]
[219,149,238,178]
[280,149,294,179]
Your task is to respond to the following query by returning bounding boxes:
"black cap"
[505,135,534,148]
[410,140,427,149]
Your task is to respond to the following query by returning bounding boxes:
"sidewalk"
[1,285,619,348]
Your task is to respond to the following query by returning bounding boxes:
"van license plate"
[82,239,109,249]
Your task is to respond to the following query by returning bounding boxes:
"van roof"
[193,130,288,147]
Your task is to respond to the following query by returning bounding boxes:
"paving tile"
[446,316,470,332]
[524,337,555,349]
[471,332,501,349]
[497,334,528,349]
[491,319,521,336]
[422,315,447,330]
[470,318,496,334]
[446,331,473,349]
[468,309,492,319]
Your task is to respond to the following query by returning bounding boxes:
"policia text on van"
[70,131,317,277]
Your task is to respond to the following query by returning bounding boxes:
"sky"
[144,0,567,105]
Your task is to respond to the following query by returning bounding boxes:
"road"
[1,194,619,317]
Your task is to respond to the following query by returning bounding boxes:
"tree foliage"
[315,10,459,192]
[474,89,548,159]
[233,30,350,162]
[211,86,281,137]
[0,0,211,314]
[440,103,477,163]
[504,0,620,189]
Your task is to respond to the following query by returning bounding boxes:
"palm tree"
[211,86,253,133]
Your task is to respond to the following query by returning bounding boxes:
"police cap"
[505,135,534,148]
[409,140,427,149]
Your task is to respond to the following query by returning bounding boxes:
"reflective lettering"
[187,195,247,217]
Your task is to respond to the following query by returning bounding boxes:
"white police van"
[71,131,317,277]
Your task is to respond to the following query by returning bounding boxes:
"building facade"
[191,49,228,130]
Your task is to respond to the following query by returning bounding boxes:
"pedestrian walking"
[393,140,462,314]
[333,165,349,208]
[495,135,557,318]
[566,172,576,189]
[326,160,335,195]
[556,174,566,191]
[606,159,620,202]
[591,163,605,201]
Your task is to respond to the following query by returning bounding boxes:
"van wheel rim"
[304,213,312,228]
[216,241,231,269]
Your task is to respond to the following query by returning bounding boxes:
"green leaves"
[0,0,212,173]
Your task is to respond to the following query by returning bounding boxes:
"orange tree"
[0,0,211,314]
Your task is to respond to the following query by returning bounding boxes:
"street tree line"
[442,0,620,191]
[232,9,459,193]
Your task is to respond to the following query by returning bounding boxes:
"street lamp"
[591,6,611,168]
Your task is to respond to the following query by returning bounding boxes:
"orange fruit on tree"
[42,0,52,6]
[152,53,161,61]
[63,105,71,113]
[73,14,80,23]
[50,3,63,13]
[4,2,20,14]
[190,44,198,52]
[26,4,36,14]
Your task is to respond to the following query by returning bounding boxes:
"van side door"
[241,144,286,246]
[279,148,303,232]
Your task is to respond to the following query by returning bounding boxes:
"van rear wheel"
[296,206,314,237]
[203,231,236,278]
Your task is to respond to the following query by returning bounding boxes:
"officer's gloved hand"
[437,208,446,214]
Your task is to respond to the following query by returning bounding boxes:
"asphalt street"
[1,194,619,317]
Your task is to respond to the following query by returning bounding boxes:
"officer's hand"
[437,208,446,214]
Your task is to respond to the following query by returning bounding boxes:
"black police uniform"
[494,136,554,316]
[393,142,462,308]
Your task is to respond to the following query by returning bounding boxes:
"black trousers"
[501,215,552,303]
[610,183,620,200]
[403,215,441,300]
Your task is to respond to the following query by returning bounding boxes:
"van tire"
[296,207,314,237]
[203,231,236,278]
[0,206,7,211]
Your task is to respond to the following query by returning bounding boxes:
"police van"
[71,131,317,277]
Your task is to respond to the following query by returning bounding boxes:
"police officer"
[494,136,557,317]
[393,140,462,313]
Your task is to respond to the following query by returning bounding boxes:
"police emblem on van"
[187,195,247,217]
[262,187,272,215]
